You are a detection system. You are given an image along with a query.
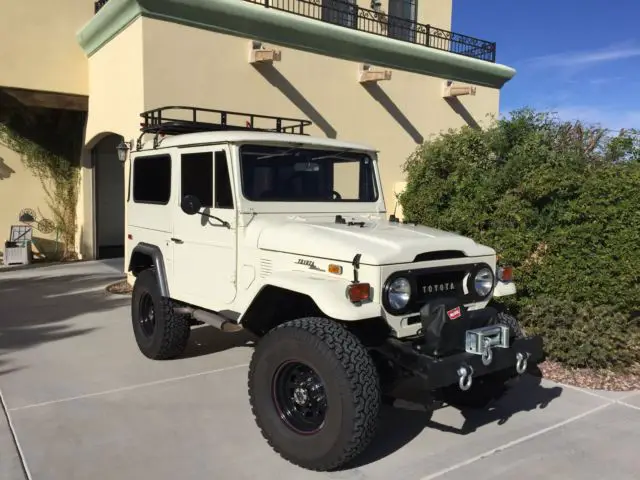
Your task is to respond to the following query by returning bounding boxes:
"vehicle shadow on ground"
[0,273,129,374]
[179,325,256,358]
[0,359,24,377]
[346,373,563,469]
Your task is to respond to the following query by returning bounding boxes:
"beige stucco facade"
[140,17,499,215]
[0,0,92,96]
[77,18,145,258]
[0,0,92,262]
[0,0,514,265]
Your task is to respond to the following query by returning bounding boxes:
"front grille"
[415,270,466,302]
[383,262,491,315]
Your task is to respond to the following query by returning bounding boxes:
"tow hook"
[516,352,529,374]
[457,365,474,391]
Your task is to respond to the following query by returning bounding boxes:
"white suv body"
[125,107,542,472]
[127,130,513,338]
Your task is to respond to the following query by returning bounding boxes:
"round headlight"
[388,277,411,310]
[473,267,494,297]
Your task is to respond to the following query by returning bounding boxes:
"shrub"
[399,108,640,369]
[519,297,640,370]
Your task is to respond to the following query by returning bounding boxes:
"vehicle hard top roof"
[142,130,375,152]
[135,106,377,153]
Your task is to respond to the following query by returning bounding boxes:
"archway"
[92,134,125,259]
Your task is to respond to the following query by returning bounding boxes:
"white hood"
[252,216,495,265]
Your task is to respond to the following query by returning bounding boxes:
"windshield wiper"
[311,149,356,161]
[256,147,301,160]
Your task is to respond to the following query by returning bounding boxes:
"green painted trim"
[77,0,516,88]
[76,0,142,56]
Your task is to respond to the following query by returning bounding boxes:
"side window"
[133,154,171,204]
[215,151,234,209]
[181,151,213,208]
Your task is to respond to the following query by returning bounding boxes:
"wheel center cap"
[293,387,309,405]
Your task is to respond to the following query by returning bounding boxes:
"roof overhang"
[77,0,516,88]
[0,87,88,111]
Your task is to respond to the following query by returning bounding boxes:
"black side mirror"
[181,195,202,215]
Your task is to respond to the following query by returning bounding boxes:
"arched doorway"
[92,134,125,259]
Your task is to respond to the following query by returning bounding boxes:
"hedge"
[399,108,640,370]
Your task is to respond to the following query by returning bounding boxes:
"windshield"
[239,144,379,202]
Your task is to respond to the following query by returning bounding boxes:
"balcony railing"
[244,0,496,63]
[94,0,496,63]
[94,0,109,13]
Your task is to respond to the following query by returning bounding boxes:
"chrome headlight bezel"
[382,275,413,314]
[471,266,495,299]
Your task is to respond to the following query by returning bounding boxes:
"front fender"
[241,271,382,322]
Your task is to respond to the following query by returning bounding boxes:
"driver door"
[170,145,237,310]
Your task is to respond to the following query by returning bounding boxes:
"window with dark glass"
[322,0,357,28]
[388,0,417,42]
[181,152,213,208]
[215,151,234,209]
[133,154,171,204]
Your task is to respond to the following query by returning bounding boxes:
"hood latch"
[352,253,362,283]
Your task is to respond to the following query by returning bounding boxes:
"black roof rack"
[137,106,313,149]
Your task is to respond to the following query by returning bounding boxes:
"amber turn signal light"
[328,264,343,275]
[347,283,371,303]
[497,266,513,282]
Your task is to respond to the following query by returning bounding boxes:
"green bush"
[399,108,640,369]
[519,297,640,370]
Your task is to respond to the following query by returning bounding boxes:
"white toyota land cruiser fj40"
[126,107,544,471]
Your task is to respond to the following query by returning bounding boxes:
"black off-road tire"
[248,317,381,471]
[494,310,526,340]
[131,268,190,360]
[439,312,526,409]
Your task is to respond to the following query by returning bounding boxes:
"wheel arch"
[128,242,170,298]
[240,285,323,337]
[238,272,383,338]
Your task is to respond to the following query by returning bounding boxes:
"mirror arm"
[199,211,231,229]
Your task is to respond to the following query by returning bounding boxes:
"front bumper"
[375,302,545,391]
[377,335,544,391]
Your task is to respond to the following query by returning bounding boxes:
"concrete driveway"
[1,260,639,480]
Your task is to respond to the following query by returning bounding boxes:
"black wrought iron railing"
[94,0,496,62]
[244,0,496,62]
[94,0,109,13]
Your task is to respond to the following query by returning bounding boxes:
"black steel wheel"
[248,317,381,471]
[131,269,191,360]
[272,360,328,435]
[138,292,156,338]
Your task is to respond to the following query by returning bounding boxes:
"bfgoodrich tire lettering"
[248,317,381,471]
[131,269,190,360]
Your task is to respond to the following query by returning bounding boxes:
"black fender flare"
[128,242,170,298]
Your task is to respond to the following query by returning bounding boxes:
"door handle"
[170,237,184,244]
